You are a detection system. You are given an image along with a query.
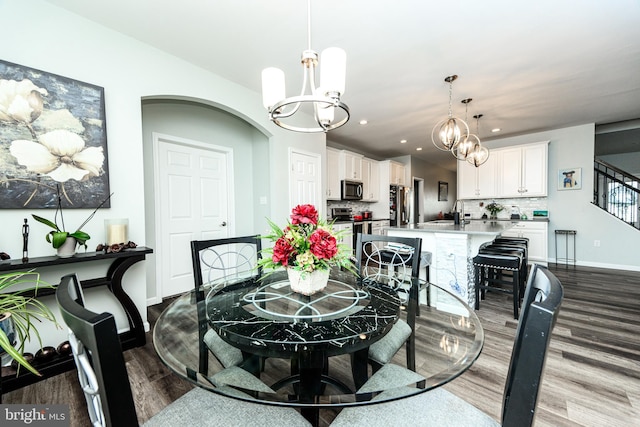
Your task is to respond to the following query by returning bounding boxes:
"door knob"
[220,221,227,227]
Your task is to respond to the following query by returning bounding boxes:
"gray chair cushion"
[208,366,275,393]
[368,319,412,365]
[203,329,244,368]
[144,387,311,427]
[358,363,425,393]
[331,387,499,427]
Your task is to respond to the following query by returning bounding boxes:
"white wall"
[484,124,640,270]
[0,0,325,340]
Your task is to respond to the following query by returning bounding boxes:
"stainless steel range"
[331,207,353,221]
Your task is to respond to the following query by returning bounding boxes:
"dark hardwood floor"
[4,264,639,426]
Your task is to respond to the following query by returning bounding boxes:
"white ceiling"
[45,0,640,171]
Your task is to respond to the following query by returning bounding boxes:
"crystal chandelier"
[452,98,477,160]
[467,114,490,167]
[261,0,349,133]
[431,75,469,151]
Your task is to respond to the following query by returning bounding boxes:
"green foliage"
[0,271,59,376]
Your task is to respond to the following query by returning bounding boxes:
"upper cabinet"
[390,161,406,186]
[497,141,548,198]
[362,158,380,201]
[326,147,341,200]
[458,141,548,199]
[340,150,363,181]
[457,154,498,199]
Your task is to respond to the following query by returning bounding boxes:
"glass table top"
[153,268,484,410]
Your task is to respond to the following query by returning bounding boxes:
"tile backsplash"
[460,198,548,220]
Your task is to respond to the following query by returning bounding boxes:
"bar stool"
[484,241,528,287]
[473,251,523,319]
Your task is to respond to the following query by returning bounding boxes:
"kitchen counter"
[390,220,514,235]
[387,220,515,308]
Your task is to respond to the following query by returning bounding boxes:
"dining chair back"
[354,233,422,371]
[331,264,563,427]
[190,236,263,375]
[56,273,312,427]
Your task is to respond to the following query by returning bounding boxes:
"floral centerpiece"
[258,205,355,295]
[485,201,504,219]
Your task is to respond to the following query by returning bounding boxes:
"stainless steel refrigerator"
[389,185,409,226]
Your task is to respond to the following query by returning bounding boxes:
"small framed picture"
[558,167,582,190]
[438,181,448,201]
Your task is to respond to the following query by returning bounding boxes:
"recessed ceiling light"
[359,120,368,125]
[400,139,407,144]
[491,128,501,133]
[416,147,422,151]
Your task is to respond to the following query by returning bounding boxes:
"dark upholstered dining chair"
[354,233,423,372]
[190,236,263,376]
[331,264,563,427]
[55,273,310,427]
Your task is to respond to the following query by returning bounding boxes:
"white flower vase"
[287,268,330,296]
[57,237,77,258]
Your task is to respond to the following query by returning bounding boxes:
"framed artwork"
[558,167,582,190]
[438,181,448,201]
[0,59,110,208]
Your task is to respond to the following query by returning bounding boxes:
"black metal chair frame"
[501,264,563,426]
[56,273,140,426]
[355,233,422,371]
[190,236,263,376]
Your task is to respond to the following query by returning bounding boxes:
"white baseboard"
[550,259,640,272]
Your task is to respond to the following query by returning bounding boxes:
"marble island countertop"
[389,220,515,235]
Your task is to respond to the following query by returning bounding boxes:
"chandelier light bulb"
[261,67,285,109]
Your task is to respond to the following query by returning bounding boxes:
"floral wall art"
[0,59,110,208]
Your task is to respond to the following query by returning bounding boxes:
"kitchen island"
[386,221,514,309]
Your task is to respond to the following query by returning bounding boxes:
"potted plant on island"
[31,186,112,257]
[485,201,504,219]
[258,204,355,295]
[0,271,58,376]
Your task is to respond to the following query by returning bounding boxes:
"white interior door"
[154,134,232,298]
[289,149,321,208]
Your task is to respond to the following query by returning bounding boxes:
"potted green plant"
[31,185,112,256]
[0,271,58,376]
[485,201,504,219]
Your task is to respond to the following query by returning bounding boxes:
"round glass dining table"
[153,269,484,425]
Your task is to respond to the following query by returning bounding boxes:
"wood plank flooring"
[4,264,639,426]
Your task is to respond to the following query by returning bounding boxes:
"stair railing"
[593,160,639,230]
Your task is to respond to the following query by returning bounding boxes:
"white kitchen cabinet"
[372,220,389,235]
[362,158,380,202]
[457,153,498,199]
[326,148,341,200]
[498,142,548,198]
[340,150,363,181]
[390,161,406,186]
[333,222,354,254]
[502,220,548,265]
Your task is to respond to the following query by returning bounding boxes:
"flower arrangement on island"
[258,205,355,281]
[485,201,504,218]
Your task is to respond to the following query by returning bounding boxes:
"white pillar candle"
[105,219,129,245]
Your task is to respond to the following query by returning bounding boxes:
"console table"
[0,246,153,395]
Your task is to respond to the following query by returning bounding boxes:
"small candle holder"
[105,218,129,245]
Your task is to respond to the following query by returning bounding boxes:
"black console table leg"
[106,256,147,349]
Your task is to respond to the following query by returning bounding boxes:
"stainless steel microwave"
[341,180,363,200]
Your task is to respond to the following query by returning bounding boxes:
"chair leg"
[513,269,520,319]
[474,265,481,310]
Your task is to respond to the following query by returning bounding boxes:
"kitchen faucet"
[453,200,465,224]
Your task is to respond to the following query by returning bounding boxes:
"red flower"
[272,236,295,266]
[290,204,318,225]
[309,229,338,259]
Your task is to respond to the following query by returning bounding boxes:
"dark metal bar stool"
[474,251,523,319]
